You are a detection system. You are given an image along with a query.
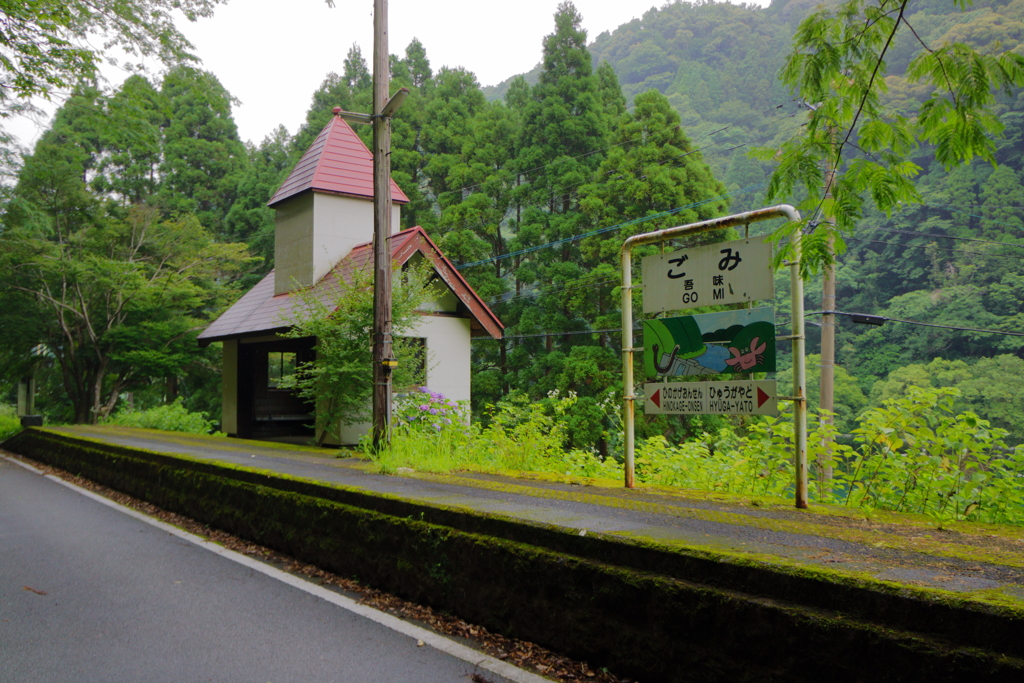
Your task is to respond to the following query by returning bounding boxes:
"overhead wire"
[845,236,1024,263]
[487,276,619,306]
[450,118,814,271]
[804,311,1024,338]
[929,205,1024,232]
[439,104,803,240]
[923,202,1024,211]
[455,180,770,269]
[477,327,624,341]
[477,313,1024,344]
[452,101,797,198]
[862,224,1024,250]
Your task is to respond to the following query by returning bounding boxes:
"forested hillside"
[2,0,1023,446]
[492,0,1024,440]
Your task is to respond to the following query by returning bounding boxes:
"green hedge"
[4,427,1023,682]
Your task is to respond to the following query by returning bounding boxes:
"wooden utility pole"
[371,0,394,448]
[331,2,407,449]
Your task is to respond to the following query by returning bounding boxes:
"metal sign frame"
[620,205,809,509]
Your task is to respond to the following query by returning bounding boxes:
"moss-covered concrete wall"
[5,428,1023,683]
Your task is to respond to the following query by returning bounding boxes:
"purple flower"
[419,404,429,411]
[429,408,439,415]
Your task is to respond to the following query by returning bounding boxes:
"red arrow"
[757,386,770,408]
[651,389,661,409]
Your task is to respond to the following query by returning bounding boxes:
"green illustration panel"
[643,307,776,378]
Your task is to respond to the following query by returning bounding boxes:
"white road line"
[1,453,552,683]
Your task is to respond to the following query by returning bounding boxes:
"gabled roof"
[198,227,503,346]
[268,113,409,207]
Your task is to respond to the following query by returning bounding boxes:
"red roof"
[199,227,503,345]
[268,114,409,207]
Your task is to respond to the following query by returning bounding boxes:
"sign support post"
[620,205,808,508]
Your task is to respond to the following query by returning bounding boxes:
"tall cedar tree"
[578,89,730,334]
[224,125,295,278]
[508,1,615,393]
[94,75,168,204]
[1,124,252,422]
[158,66,246,236]
[390,39,438,231]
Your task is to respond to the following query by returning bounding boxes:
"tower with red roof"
[200,111,502,444]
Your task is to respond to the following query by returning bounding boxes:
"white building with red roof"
[199,110,502,444]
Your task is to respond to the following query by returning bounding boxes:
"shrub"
[841,386,1021,524]
[368,386,1024,526]
[104,399,221,435]
[368,389,613,476]
[0,405,21,441]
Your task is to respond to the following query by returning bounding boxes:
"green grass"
[0,405,21,441]
[373,387,1024,527]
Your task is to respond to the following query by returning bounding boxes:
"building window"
[267,351,296,389]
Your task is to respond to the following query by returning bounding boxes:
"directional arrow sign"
[644,380,778,416]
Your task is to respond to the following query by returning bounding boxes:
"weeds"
[366,386,1024,526]
[103,398,222,435]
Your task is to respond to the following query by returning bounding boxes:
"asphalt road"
[0,457,533,683]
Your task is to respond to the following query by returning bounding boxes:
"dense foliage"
[0,68,255,423]
[0,404,19,440]
[376,386,1024,525]
[0,0,224,110]
[103,398,221,434]
[1,0,1022,478]
[280,262,434,446]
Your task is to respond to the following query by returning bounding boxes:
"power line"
[481,309,1024,342]
[864,225,1024,250]
[487,276,618,306]
[480,193,1024,308]
[475,327,624,341]
[480,311,1024,344]
[455,181,769,269]
[453,101,796,197]
[930,205,1024,232]
[845,236,1024,263]
[439,109,804,240]
[925,202,1024,210]
[806,311,1024,338]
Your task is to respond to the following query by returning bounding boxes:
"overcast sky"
[9,0,768,149]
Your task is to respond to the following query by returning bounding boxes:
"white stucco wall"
[311,194,401,287]
[331,313,473,446]
[413,314,472,404]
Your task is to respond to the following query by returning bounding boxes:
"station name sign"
[642,237,774,313]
